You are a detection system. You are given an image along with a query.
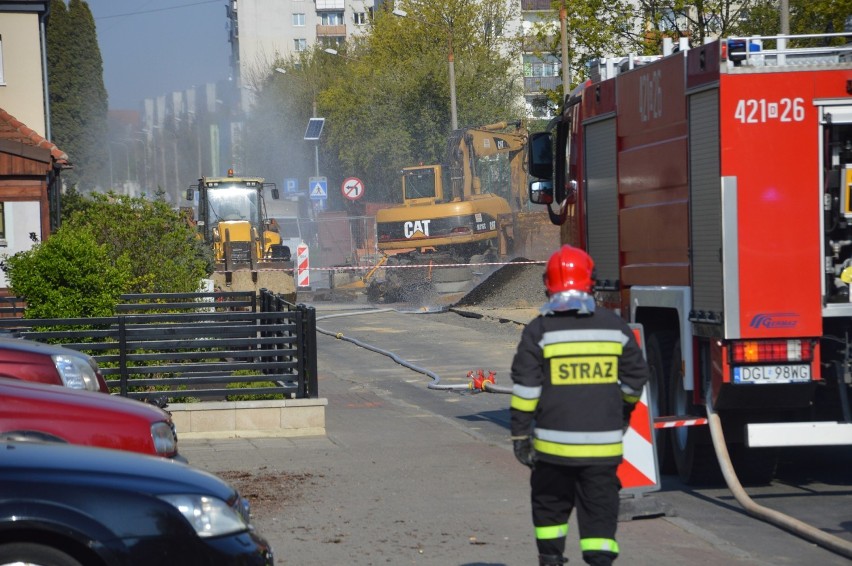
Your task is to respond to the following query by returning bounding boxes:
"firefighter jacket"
[510,308,650,467]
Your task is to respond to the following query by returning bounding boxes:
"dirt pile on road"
[454,259,546,309]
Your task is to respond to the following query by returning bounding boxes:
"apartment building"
[227,0,376,112]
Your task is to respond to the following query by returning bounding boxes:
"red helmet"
[544,245,595,294]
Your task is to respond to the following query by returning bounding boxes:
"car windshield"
[207,187,258,222]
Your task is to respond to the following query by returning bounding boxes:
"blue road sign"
[284,178,299,194]
[309,177,328,200]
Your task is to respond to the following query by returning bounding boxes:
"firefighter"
[510,245,650,566]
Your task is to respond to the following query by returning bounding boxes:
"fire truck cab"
[528,33,852,484]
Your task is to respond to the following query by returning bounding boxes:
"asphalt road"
[183,301,852,565]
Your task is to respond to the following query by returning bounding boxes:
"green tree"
[522,0,637,102]
[62,193,211,293]
[242,48,338,206]
[740,0,852,41]
[47,0,109,191]
[46,1,72,152]
[4,226,131,318]
[244,0,525,205]
[632,1,852,48]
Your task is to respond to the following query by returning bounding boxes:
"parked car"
[0,336,109,392]
[0,441,274,565]
[0,377,182,460]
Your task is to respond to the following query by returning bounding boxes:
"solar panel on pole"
[304,118,325,141]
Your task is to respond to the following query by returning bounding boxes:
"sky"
[84,0,232,110]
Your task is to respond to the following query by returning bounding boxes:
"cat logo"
[404,220,431,239]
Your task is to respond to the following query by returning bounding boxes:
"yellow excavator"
[367,121,552,301]
[186,170,296,300]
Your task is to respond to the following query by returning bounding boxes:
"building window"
[292,13,305,26]
[294,38,307,52]
[320,36,344,48]
[523,55,560,78]
[320,12,344,25]
[0,203,6,241]
[353,12,367,25]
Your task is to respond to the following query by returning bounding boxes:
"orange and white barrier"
[618,385,659,494]
[618,325,660,495]
[296,242,310,288]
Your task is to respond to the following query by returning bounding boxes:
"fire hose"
[706,393,852,559]
[319,308,852,555]
[316,308,512,393]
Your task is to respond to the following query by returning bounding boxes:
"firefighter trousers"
[530,461,621,565]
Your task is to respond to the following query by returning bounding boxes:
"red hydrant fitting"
[468,369,497,391]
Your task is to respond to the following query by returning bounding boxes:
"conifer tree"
[46,0,109,191]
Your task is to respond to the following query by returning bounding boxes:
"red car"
[0,336,109,392]
[0,377,183,460]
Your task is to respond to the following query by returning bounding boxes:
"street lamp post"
[393,9,458,131]
[276,66,322,179]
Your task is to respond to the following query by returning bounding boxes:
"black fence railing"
[0,289,318,401]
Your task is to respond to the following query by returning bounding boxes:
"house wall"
[0,11,47,137]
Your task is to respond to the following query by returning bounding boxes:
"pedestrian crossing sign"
[309,177,328,200]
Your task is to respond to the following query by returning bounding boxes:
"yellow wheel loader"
[186,169,296,301]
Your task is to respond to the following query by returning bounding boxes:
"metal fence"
[0,289,318,402]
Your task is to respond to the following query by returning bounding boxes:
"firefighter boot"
[583,553,613,566]
[539,554,567,565]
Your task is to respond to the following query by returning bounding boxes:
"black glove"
[513,436,535,469]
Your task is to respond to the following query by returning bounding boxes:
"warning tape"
[307,260,546,271]
[653,417,709,429]
[212,259,545,273]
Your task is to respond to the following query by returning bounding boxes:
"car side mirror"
[185,188,194,201]
[528,132,553,181]
[529,180,554,205]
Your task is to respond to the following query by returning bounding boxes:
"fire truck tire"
[646,332,676,475]
[669,340,722,485]
[727,442,777,486]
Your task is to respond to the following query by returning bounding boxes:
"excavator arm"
[446,121,528,207]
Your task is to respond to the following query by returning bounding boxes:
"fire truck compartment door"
[583,117,619,287]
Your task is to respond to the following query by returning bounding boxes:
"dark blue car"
[0,441,273,565]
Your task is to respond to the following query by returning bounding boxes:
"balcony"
[315,0,344,9]
[316,24,346,37]
[524,75,561,93]
[521,0,551,11]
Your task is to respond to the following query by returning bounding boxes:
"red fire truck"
[527,33,852,484]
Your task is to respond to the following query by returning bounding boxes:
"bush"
[62,192,212,294]
[4,226,131,318]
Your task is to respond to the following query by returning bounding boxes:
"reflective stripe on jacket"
[510,308,650,467]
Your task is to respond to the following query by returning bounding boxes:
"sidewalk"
[180,310,767,566]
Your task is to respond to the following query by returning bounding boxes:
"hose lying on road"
[317,307,511,393]
[707,393,852,559]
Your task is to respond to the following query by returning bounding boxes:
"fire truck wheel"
[669,340,722,486]
[646,332,676,475]
[727,442,777,486]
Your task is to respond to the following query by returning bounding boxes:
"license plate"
[733,365,811,384]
